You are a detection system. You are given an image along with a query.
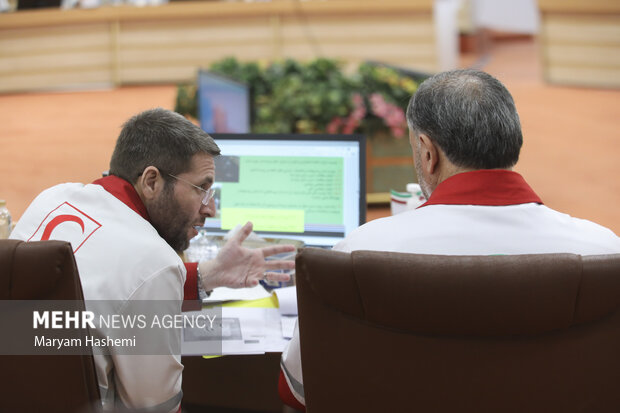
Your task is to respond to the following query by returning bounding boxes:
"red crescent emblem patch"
[41,214,85,240]
[28,202,102,253]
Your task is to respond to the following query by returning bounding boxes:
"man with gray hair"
[12,108,294,411]
[279,70,620,410]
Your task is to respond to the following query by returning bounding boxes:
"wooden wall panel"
[2,69,113,92]
[279,16,434,40]
[117,17,275,84]
[0,23,113,93]
[278,15,436,71]
[545,45,620,68]
[0,50,111,73]
[118,18,273,46]
[539,2,620,88]
[118,45,272,65]
[545,67,620,89]
[278,42,436,70]
[542,15,620,45]
[0,0,436,92]
[119,65,198,84]
[0,25,111,53]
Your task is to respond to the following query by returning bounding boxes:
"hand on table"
[199,222,296,291]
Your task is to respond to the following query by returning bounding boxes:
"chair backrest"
[295,248,620,413]
[0,239,101,413]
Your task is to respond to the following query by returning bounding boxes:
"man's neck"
[429,161,475,196]
[436,156,513,186]
[438,164,476,184]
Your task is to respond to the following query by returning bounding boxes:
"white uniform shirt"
[11,177,185,412]
[281,170,620,406]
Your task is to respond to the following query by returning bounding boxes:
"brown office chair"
[295,248,620,413]
[0,239,101,413]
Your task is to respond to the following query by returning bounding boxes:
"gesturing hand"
[199,222,296,291]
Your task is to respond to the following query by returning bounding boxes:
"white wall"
[471,0,539,34]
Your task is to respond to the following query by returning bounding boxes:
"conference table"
[181,204,390,412]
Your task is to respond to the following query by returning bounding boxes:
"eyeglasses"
[168,173,215,206]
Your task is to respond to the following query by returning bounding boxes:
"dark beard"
[149,182,193,252]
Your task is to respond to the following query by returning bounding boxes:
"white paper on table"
[182,306,288,355]
[280,315,297,340]
[224,306,271,352]
[273,286,298,315]
[203,284,271,303]
[181,307,263,356]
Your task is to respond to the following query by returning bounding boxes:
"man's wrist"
[196,264,212,300]
[198,260,219,292]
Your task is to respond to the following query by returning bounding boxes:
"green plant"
[174,57,421,138]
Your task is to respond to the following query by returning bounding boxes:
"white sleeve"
[280,320,305,406]
[105,264,185,412]
[279,239,351,406]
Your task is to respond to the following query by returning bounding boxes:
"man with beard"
[278,69,620,410]
[11,108,294,411]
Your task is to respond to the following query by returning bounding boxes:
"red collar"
[420,170,543,208]
[92,175,151,221]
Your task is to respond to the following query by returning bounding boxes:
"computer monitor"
[204,134,366,247]
[198,71,250,134]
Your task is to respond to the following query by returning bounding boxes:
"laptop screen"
[203,134,366,247]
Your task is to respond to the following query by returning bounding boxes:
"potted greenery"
[175,57,424,196]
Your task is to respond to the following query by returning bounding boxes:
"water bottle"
[0,200,12,239]
[185,229,218,262]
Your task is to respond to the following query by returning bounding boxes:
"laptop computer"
[202,134,366,248]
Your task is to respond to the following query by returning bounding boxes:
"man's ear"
[418,134,439,175]
[135,166,165,202]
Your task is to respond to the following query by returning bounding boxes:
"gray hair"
[109,108,220,183]
[406,69,522,169]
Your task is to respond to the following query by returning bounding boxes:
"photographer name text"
[34,335,137,349]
